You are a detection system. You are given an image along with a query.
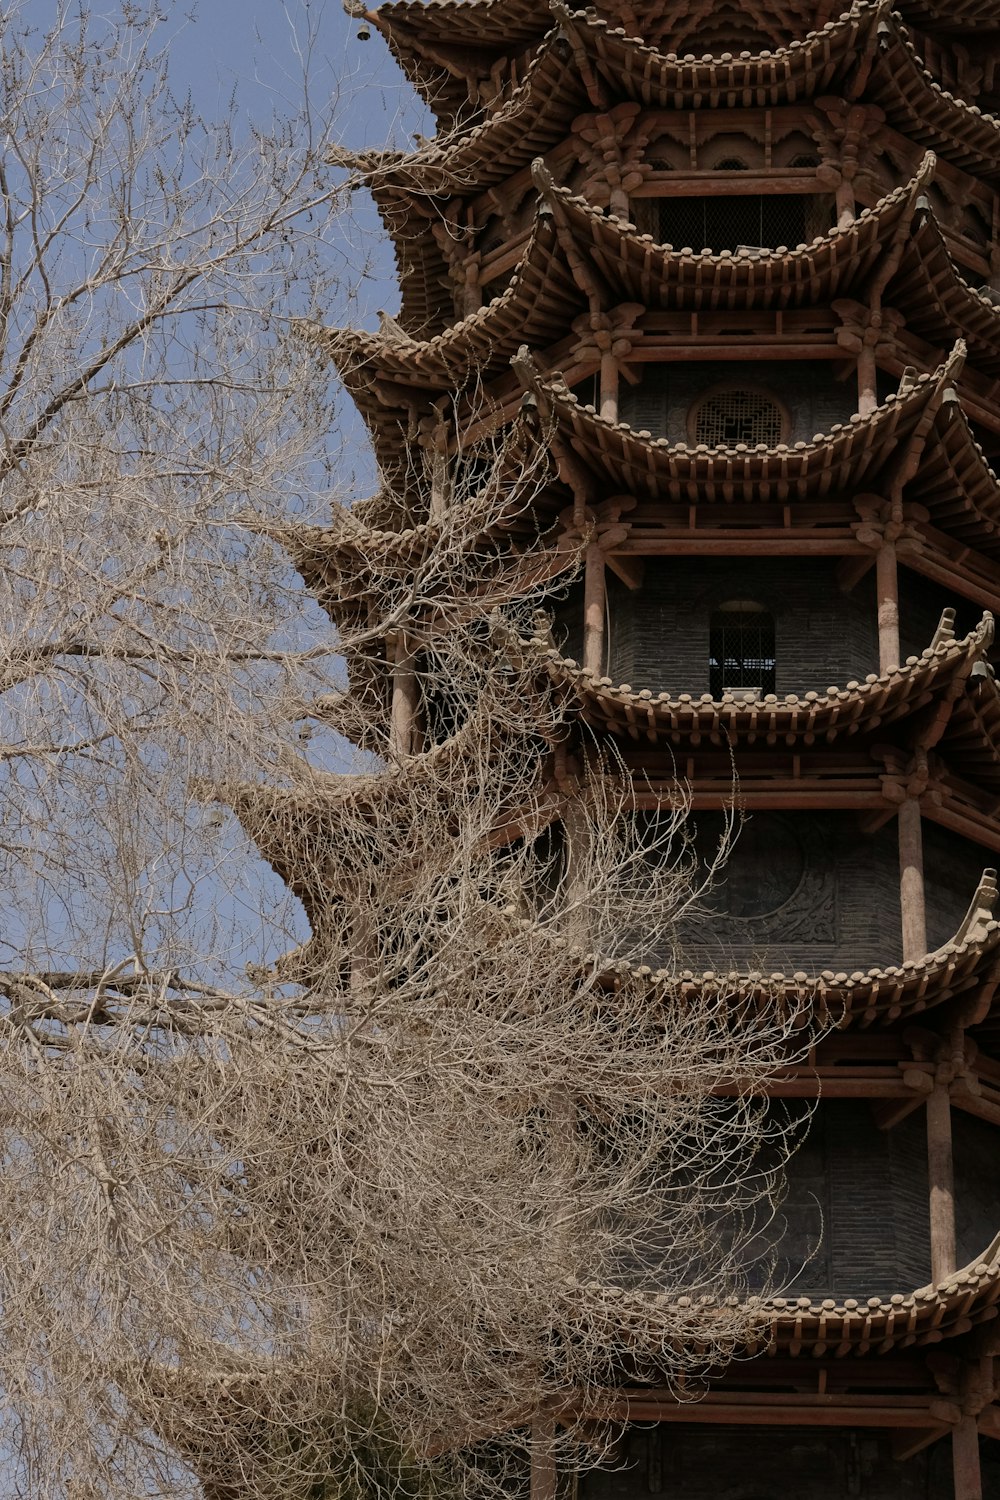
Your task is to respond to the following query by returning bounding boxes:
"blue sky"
[18,0,430,322]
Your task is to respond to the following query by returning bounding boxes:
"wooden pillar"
[875,539,900,672]
[388,632,419,757]
[835,177,855,230]
[429,431,449,518]
[599,350,619,424]
[530,1418,557,1500]
[857,339,878,417]
[561,794,592,949]
[898,795,927,963]
[952,1416,983,1500]
[349,899,375,998]
[463,254,482,317]
[926,1082,956,1285]
[609,183,630,219]
[583,543,606,677]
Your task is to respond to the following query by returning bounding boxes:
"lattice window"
[709,601,776,698]
[643,193,811,253]
[693,389,783,448]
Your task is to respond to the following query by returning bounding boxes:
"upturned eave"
[514,345,967,506]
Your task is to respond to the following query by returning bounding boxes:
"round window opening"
[694,389,783,448]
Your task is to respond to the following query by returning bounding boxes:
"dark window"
[694,389,783,447]
[635,191,831,253]
[709,600,776,697]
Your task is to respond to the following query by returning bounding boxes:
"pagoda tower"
[272,1,1000,1496]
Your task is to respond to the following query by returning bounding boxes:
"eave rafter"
[312,167,922,407]
[903,0,1000,30]
[533,611,994,753]
[577,1228,1000,1359]
[870,10,1000,181]
[223,743,1000,1031]
[323,160,1000,452]
[334,4,877,205]
[586,869,1000,1030]
[513,346,966,506]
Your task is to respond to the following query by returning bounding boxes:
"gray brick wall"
[657,810,985,974]
[580,1423,999,1500]
[769,1103,931,1299]
[604,558,877,697]
[953,1112,1000,1267]
[674,812,903,972]
[556,558,980,698]
[923,822,990,953]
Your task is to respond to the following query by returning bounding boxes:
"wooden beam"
[873,1094,927,1130]
[838,551,876,591]
[978,1404,1000,1440]
[891,1425,951,1461]
[613,536,867,556]
[605,553,644,591]
[583,1393,962,1428]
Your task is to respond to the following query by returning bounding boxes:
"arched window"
[693,388,784,448]
[709,600,776,697]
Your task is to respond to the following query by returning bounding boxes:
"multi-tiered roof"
[254,2,1000,1493]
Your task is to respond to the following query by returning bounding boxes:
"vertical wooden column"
[875,538,900,672]
[898,795,927,963]
[926,1081,956,1285]
[857,338,879,418]
[388,632,419,758]
[429,426,450,519]
[608,183,630,219]
[583,543,606,677]
[349,900,375,999]
[530,1418,557,1500]
[599,350,619,425]
[952,1415,983,1500]
[463,252,482,316]
[561,791,593,950]
[835,177,855,230]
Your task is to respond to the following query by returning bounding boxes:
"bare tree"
[0,6,817,1498]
